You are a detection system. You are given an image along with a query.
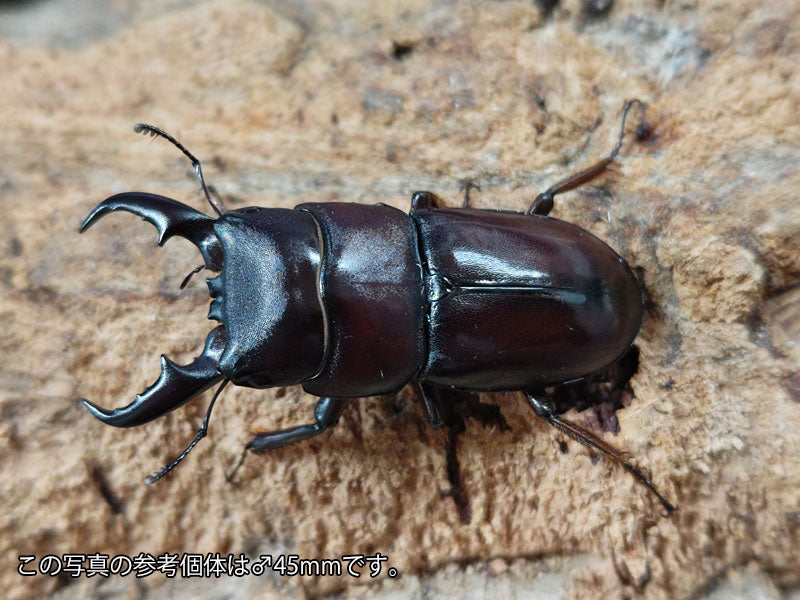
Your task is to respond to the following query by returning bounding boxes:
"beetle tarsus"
[134,123,226,217]
[145,379,229,484]
[226,447,248,485]
[525,392,676,515]
[528,98,646,216]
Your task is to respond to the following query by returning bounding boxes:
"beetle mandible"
[79,99,675,517]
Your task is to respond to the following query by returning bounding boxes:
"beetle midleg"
[411,183,477,212]
[226,397,347,482]
[528,98,644,216]
[133,123,227,216]
[525,392,675,515]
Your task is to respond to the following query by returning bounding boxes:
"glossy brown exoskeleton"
[79,100,675,518]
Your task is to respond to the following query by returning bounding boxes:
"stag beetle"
[79,99,675,517]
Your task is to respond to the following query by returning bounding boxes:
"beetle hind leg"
[441,425,471,524]
[525,392,676,515]
[417,382,444,428]
[419,385,510,524]
[226,396,348,482]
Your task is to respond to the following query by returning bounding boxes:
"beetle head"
[79,195,325,428]
[79,193,226,427]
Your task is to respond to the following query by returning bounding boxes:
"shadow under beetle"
[79,99,675,518]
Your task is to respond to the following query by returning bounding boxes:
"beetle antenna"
[607,98,644,163]
[525,393,676,515]
[134,123,226,217]
[529,98,646,216]
[145,379,230,484]
[180,264,209,289]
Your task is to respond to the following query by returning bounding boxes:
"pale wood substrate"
[1,1,799,598]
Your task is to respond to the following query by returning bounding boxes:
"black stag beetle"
[80,99,675,518]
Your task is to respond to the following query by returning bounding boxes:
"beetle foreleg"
[226,397,348,483]
[525,392,675,515]
[528,98,645,216]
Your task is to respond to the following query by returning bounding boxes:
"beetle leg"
[417,382,444,428]
[134,123,227,217]
[246,396,348,452]
[528,98,645,216]
[411,190,447,211]
[420,385,510,524]
[525,392,676,515]
[226,397,348,482]
[442,425,472,525]
[439,390,507,524]
[460,180,480,208]
[424,385,471,524]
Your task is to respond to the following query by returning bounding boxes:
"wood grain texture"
[1,1,799,598]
